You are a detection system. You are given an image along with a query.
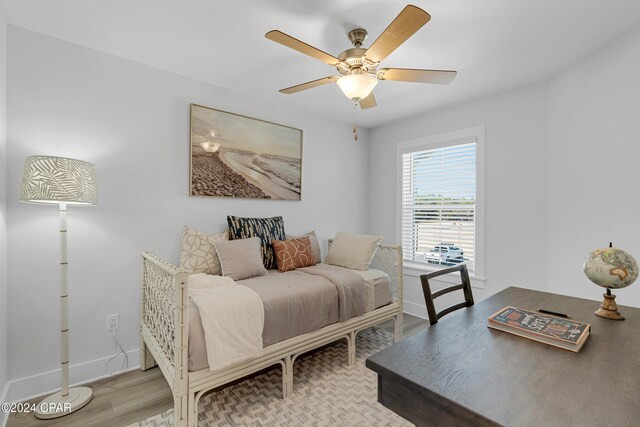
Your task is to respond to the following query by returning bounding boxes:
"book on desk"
[488,306,590,352]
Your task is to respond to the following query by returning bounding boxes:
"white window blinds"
[401,141,477,272]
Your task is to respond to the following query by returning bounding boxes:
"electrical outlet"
[107,314,119,332]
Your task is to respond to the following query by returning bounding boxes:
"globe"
[583,244,639,289]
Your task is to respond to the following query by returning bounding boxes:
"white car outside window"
[425,244,464,265]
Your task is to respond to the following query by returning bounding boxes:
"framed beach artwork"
[190,104,303,200]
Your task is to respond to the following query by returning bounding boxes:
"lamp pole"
[59,202,69,398]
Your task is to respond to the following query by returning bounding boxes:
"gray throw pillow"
[214,237,268,280]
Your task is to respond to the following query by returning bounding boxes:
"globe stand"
[594,288,625,320]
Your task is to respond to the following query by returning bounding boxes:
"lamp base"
[594,292,625,320]
[34,386,93,419]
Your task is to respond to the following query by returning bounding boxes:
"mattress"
[353,268,392,312]
[188,266,392,372]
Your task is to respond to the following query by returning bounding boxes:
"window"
[398,127,484,277]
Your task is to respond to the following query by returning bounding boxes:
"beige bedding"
[188,264,383,372]
[239,269,343,346]
[297,263,366,321]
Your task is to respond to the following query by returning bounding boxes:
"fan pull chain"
[353,102,358,142]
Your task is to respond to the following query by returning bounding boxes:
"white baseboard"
[0,302,428,424]
[5,348,140,406]
[403,300,428,320]
[0,382,9,427]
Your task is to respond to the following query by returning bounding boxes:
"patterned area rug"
[128,328,411,426]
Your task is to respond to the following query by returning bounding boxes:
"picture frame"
[189,103,303,200]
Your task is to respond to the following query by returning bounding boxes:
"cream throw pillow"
[285,230,322,264]
[324,232,383,271]
[179,226,228,275]
[214,237,268,281]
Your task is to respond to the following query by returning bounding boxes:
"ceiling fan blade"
[266,30,340,66]
[364,5,431,64]
[279,76,340,94]
[378,68,457,84]
[359,92,377,109]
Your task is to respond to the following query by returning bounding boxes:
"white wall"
[0,9,9,425]
[547,25,640,306]
[369,22,640,318]
[369,84,549,317]
[5,26,370,400]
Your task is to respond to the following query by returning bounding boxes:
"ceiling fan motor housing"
[337,29,379,76]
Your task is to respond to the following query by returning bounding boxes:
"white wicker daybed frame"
[139,244,403,427]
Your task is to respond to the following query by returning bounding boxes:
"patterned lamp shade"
[20,155,98,205]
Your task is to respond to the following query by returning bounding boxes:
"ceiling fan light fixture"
[336,74,378,102]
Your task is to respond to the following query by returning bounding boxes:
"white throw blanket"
[189,274,264,371]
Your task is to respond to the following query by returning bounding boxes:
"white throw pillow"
[285,230,322,264]
[214,237,268,281]
[324,232,383,271]
[179,226,228,275]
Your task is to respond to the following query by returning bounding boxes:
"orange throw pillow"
[272,236,316,272]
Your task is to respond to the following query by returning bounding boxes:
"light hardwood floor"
[7,314,428,427]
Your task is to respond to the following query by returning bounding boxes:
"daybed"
[139,239,403,427]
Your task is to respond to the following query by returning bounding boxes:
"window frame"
[396,125,486,287]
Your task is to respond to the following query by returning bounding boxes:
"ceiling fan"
[265,4,457,110]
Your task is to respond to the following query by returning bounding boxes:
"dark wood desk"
[366,287,640,426]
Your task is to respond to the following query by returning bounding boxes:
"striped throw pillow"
[227,215,286,270]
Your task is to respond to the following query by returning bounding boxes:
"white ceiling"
[2,0,640,128]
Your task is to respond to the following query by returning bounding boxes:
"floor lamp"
[20,155,98,419]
